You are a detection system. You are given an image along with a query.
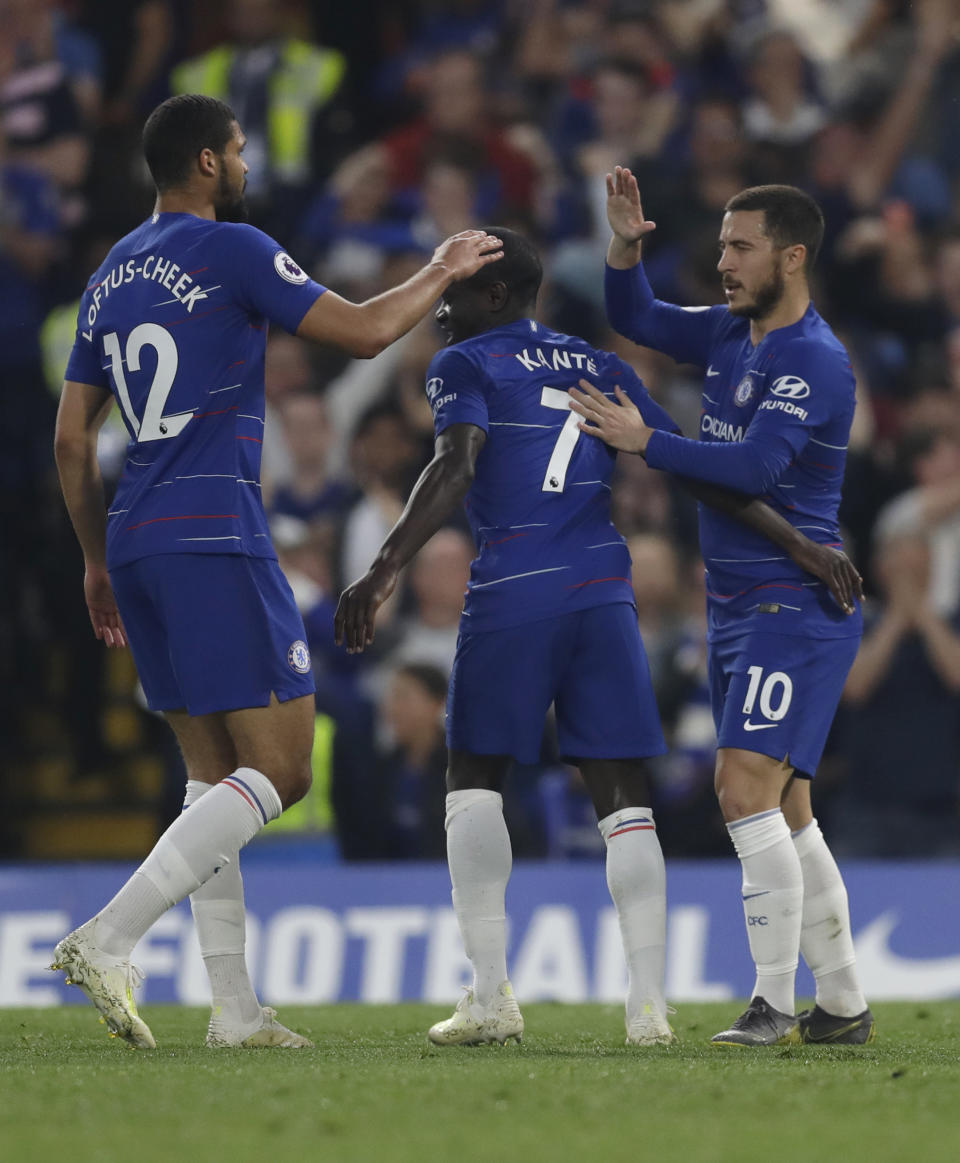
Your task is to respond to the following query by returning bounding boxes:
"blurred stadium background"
[2,0,960,1006]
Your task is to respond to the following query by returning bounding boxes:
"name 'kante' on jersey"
[427,318,677,633]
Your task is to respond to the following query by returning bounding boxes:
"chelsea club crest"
[287,640,311,674]
[734,374,756,406]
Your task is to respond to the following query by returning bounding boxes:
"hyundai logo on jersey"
[770,375,810,399]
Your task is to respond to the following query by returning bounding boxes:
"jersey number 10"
[104,323,194,442]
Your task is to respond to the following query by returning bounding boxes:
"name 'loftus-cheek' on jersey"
[426,318,678,634]
[606,266,861,642]
[65,212,326,570]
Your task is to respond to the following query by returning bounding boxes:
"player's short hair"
[724,185,825,272]
[471,226,543,307]
[142,94,237,192]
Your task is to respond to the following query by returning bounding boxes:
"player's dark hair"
[724,185,825,273]
[142,94,237,192]
[471,226,543,308]
[395,663,449,703]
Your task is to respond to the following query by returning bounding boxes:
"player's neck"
[748,287,810,346]
[153,191,216,221]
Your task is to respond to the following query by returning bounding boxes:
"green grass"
[2,1002,959,1163]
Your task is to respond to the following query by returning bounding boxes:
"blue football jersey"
[426,318,678,633]
[606,267,860,642]
[65,212,326,569]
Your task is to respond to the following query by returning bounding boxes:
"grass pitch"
[2,1002,959,1163]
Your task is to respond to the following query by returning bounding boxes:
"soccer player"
[568,168,874,1046]
[334,227,861,1047]
[51,93,503,1049]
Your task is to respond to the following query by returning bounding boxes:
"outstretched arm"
[567,380,863,612]
[334,424,486,652]
[298,230,502,359]
[680,479,863,614]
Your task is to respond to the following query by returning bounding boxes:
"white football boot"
[428,980,524,1046]
[626,1002,677,1046]
[206,1005,314,1048]
[51,922,155,1049]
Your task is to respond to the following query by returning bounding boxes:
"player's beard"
[728,264,785,320]
[215,168,248,223]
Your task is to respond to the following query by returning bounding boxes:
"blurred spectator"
[371,49,537,220]
[835,531,960,856]
[375,662,449,860]
[331,662,448,861]
[339,402,422,588]
[0,0,90,225]
[270,392,355,524]
[386,528,473,675]
[171,0,353,237]
[873,426,960,616]
[261,332,321,495]
[741,29,826,149]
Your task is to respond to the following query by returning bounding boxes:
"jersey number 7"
[540,386,581,493]
[104,323,194,442]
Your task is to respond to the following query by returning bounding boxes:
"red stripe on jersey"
[125,513,239,531]
[754,583,803,593]
[236,436,262,443]
[227,360,245,368]
[486,532,530,546]
[194,406,239,419]
[566,576,630,589]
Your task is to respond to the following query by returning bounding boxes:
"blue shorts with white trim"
[446,602,666,765]
[709,630,859,777]
[111,553,315,716]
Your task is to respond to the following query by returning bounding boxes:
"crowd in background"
[3,0,960,861]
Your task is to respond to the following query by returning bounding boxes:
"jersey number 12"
[104,323,194,442]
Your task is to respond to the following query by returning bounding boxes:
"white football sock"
[727,808,803,1015]
[445,789,511,1009]
[792,818,867,1017]
[184,780,261,1026]
[598,807,666,1021]
[92,767,282,958]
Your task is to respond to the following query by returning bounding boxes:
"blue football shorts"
[446,602,666,764]
[709,629,860,777]
[110,553,315,716]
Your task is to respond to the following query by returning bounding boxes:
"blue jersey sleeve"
[220,224,326,335]
[613,357,680,434]
[426,347,489,436]
[605,262,725,368]
[64,278,110,388]
[644,339,848,494]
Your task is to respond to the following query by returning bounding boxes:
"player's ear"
[784,243,806,276]
[197,147,218,179]
[488,281,509,310]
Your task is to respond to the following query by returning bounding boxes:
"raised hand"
[433,230,504,281]
[606,166,656,246]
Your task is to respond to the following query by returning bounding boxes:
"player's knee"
[279,760,313,809]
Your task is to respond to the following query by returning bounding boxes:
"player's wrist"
[607,236,643,269]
